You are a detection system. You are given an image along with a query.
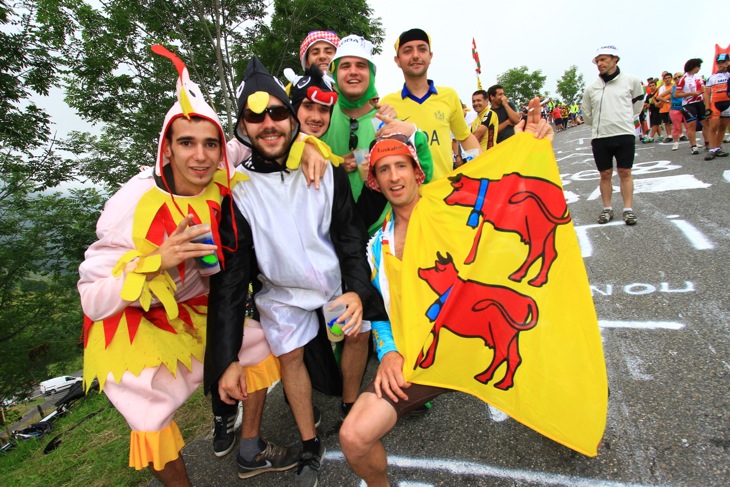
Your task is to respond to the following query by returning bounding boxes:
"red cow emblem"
[445,172,571,287]
[416,253,538,390]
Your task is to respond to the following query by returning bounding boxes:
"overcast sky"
[367,0,726,106]
[38,0,726,136]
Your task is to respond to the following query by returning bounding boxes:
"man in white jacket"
[582,45,644,226]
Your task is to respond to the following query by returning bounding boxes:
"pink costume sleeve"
[78,180,148,321]
[226,138,252,167]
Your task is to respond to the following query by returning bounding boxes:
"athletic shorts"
[553,117,563,126]
[591,134,636,172]
[681,101,706,122]
[363,380,450,418]
[711,100,730,118]
[649,111,662,126]
[660,112,671,124]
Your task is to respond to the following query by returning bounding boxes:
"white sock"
[623,208,632,212]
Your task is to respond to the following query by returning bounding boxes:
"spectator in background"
[487,84,521,143]
[552,105,563,132]
[675,58,708,155]
[655,72,674,142]
[703,53,730,160]
[469,89,498,153]
[582,45,643,226]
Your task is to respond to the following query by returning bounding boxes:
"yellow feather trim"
[147,273,179,319]
[84,303,206,391]
[245,354,281,393]
[129,421,185,471]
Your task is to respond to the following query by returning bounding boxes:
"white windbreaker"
[582,70,644,139]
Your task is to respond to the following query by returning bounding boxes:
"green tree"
[247,0,384,79]
[496,66,547,107]
[556,65,585,105]
[41,0,383,189]
[0,0,103,402]
[0,187,104,402]
[41,0,267,188]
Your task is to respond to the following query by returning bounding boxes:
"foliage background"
[0,0,382,404]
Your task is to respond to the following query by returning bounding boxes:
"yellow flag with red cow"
[393,132,607,456]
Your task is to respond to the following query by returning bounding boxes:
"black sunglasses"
[368,133,412,151]
[349,118,359,150]
[243,105,290,124]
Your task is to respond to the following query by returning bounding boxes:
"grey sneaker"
[597,209,614,224]
[715,149,729,157]
[672,142,679,151]
[691,146,699,155]
[623,210,637,226]
[213,415,236,457]
[237,440,300,479]
[293,442,325,487]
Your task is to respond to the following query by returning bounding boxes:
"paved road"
[158,125,729,486]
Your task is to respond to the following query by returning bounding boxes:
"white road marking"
[666,218,714,249]
[575,221,624,257]
[587,174,710,200]
[487,404,509,422]
[624,355,653,381]
[563,190,580,204]
[330,451,654,487]
[599,320,685,330]
[723,170,730,183]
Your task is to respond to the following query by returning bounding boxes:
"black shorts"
[649,111,662,126]
[660,112,671,124]
[681,101,706,122]
[363,380,450,418]
[591,134,636,171]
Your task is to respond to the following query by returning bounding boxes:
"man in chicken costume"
[77,46,285,485]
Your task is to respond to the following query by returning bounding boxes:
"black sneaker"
[294,442,325,487]
[715,149,729,157]
[213,415,236,457]
[705,151,716,161]
[237,440,300,479]
[340,401,353,420]
[679,135,688,141]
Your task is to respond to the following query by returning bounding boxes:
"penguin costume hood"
[234,57,300,150]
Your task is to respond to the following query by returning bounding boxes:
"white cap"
[332,35,375,68]
[592,45,619,64]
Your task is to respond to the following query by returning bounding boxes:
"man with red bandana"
[299,30,340,73]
